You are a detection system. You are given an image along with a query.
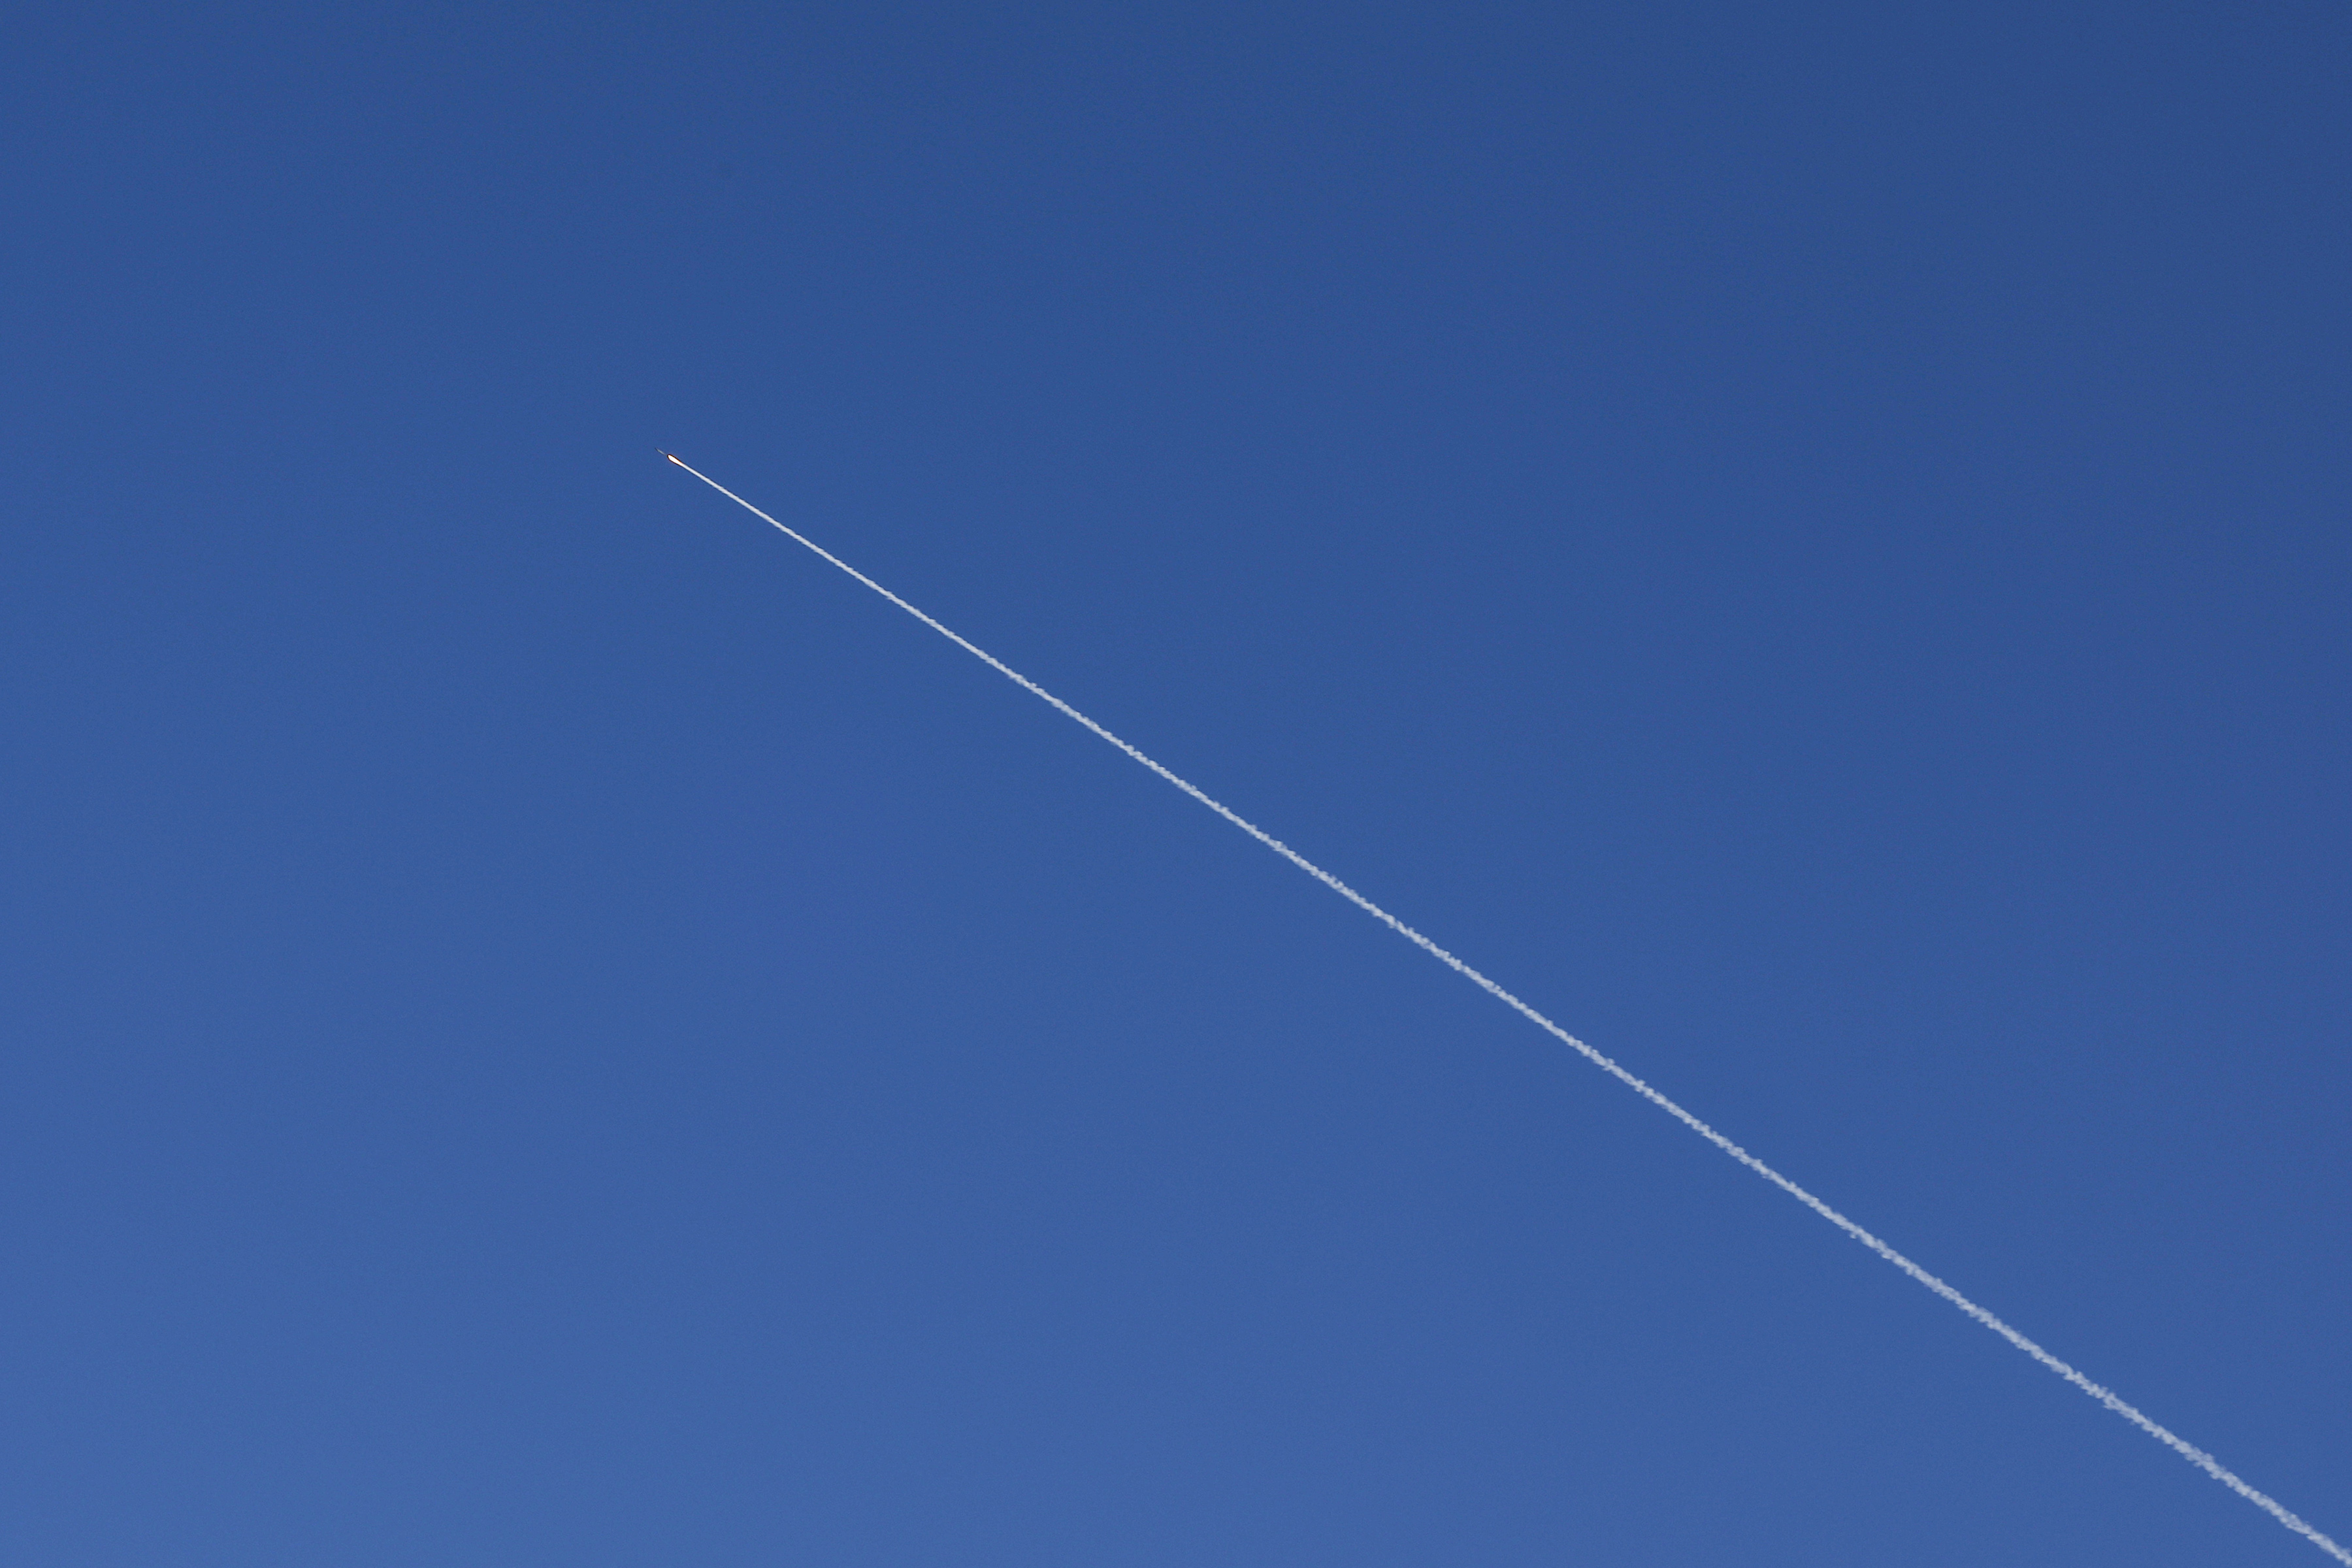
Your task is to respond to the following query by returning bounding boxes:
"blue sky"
[5,3,2347,1563]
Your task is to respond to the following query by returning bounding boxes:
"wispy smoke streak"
[666,453,2346,1563]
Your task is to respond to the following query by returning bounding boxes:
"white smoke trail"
[664,452,2347,1563]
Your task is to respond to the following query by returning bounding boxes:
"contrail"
[662,451,2346,1562]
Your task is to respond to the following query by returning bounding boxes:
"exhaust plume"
[665,453,2345,1563]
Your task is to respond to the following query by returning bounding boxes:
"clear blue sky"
[5,3,2347,1563]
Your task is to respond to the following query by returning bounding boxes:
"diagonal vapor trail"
[663,451,2346,1563]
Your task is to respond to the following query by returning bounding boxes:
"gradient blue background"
[5,3,2347,1563]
